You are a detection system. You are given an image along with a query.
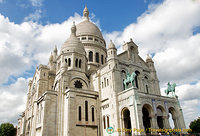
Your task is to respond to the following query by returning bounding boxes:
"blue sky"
[0,0,163,31]
[0,0,200,129]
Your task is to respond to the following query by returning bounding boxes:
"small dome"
[61,22,85,54]
[146,54,153,62]
[108,40,116,49]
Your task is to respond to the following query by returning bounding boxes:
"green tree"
[189,117,200,133]
[0,123,16,136]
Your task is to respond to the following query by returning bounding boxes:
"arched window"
[89,51,93,62]
[75,59,78,67]
[78,106,81,121]
[146,85,149,94]
[107,116,110,128]
[79,60,81,68]
[145,76,149,93]
[85,101,88,121]
[102,82,104,88]
[104,78,106,87]
[68,58,71,66]
[135,71,140,88]
[107,79,109,86]
[101,55,104,64]
[65,59,67,63]
[103,116,106,129]
[121,70,126,90]
[96,52,99,63]
[92,107,95,122]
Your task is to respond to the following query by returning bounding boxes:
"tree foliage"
[189,117,200,133]
[0,123,16,136]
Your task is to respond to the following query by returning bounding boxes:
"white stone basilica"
[17,6,186,136]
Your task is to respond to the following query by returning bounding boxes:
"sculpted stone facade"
[17,6,186,136]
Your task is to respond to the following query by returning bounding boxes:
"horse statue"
[123,71,136,90]
[164,82,176,96]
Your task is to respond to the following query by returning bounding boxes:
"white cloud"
[104,0,200,128]
[29,0,43,7]
[0,13,82,85]
[0,0,3,3]
[0,0,199,129]
[24,9,42,22]
[0,77,28,125]
[161,81,200,128]
[0,13,82,125]
[176,82,200,128]
[104,0,200,85]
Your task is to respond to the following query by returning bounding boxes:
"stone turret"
[123,38,139,61]
[146,54,158,80]
[53,46,58,61]
[107,40,118,70]
[146,54,160,95]
[48,53,56,71]
[61,22,87,73]
[107,40,117,61]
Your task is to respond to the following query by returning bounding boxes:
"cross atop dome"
[83,5,89,21]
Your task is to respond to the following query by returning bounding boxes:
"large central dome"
[76,20,103,39]
[76,6,104,40]
[75,6,107,73]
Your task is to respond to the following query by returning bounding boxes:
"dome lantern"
[83,5,89,21]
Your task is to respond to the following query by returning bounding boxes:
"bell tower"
[146,54,161,95]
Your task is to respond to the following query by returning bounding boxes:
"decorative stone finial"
[54,45,57,53]
[130,38,133,42]
[71,21,76,36]
[108,40,116,49]
[146,54,153,62]
[49,53,53,62]
[83,5,89,21]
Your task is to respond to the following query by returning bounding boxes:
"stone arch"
[168,107,178,129]
[121,107,132,135]
[156,105,165,129]
[142,104,153,134]
[156,105,166,115]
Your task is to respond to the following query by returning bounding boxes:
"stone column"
[149,115,158,129]
[119,116,123,136]
[162,115,170,129]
